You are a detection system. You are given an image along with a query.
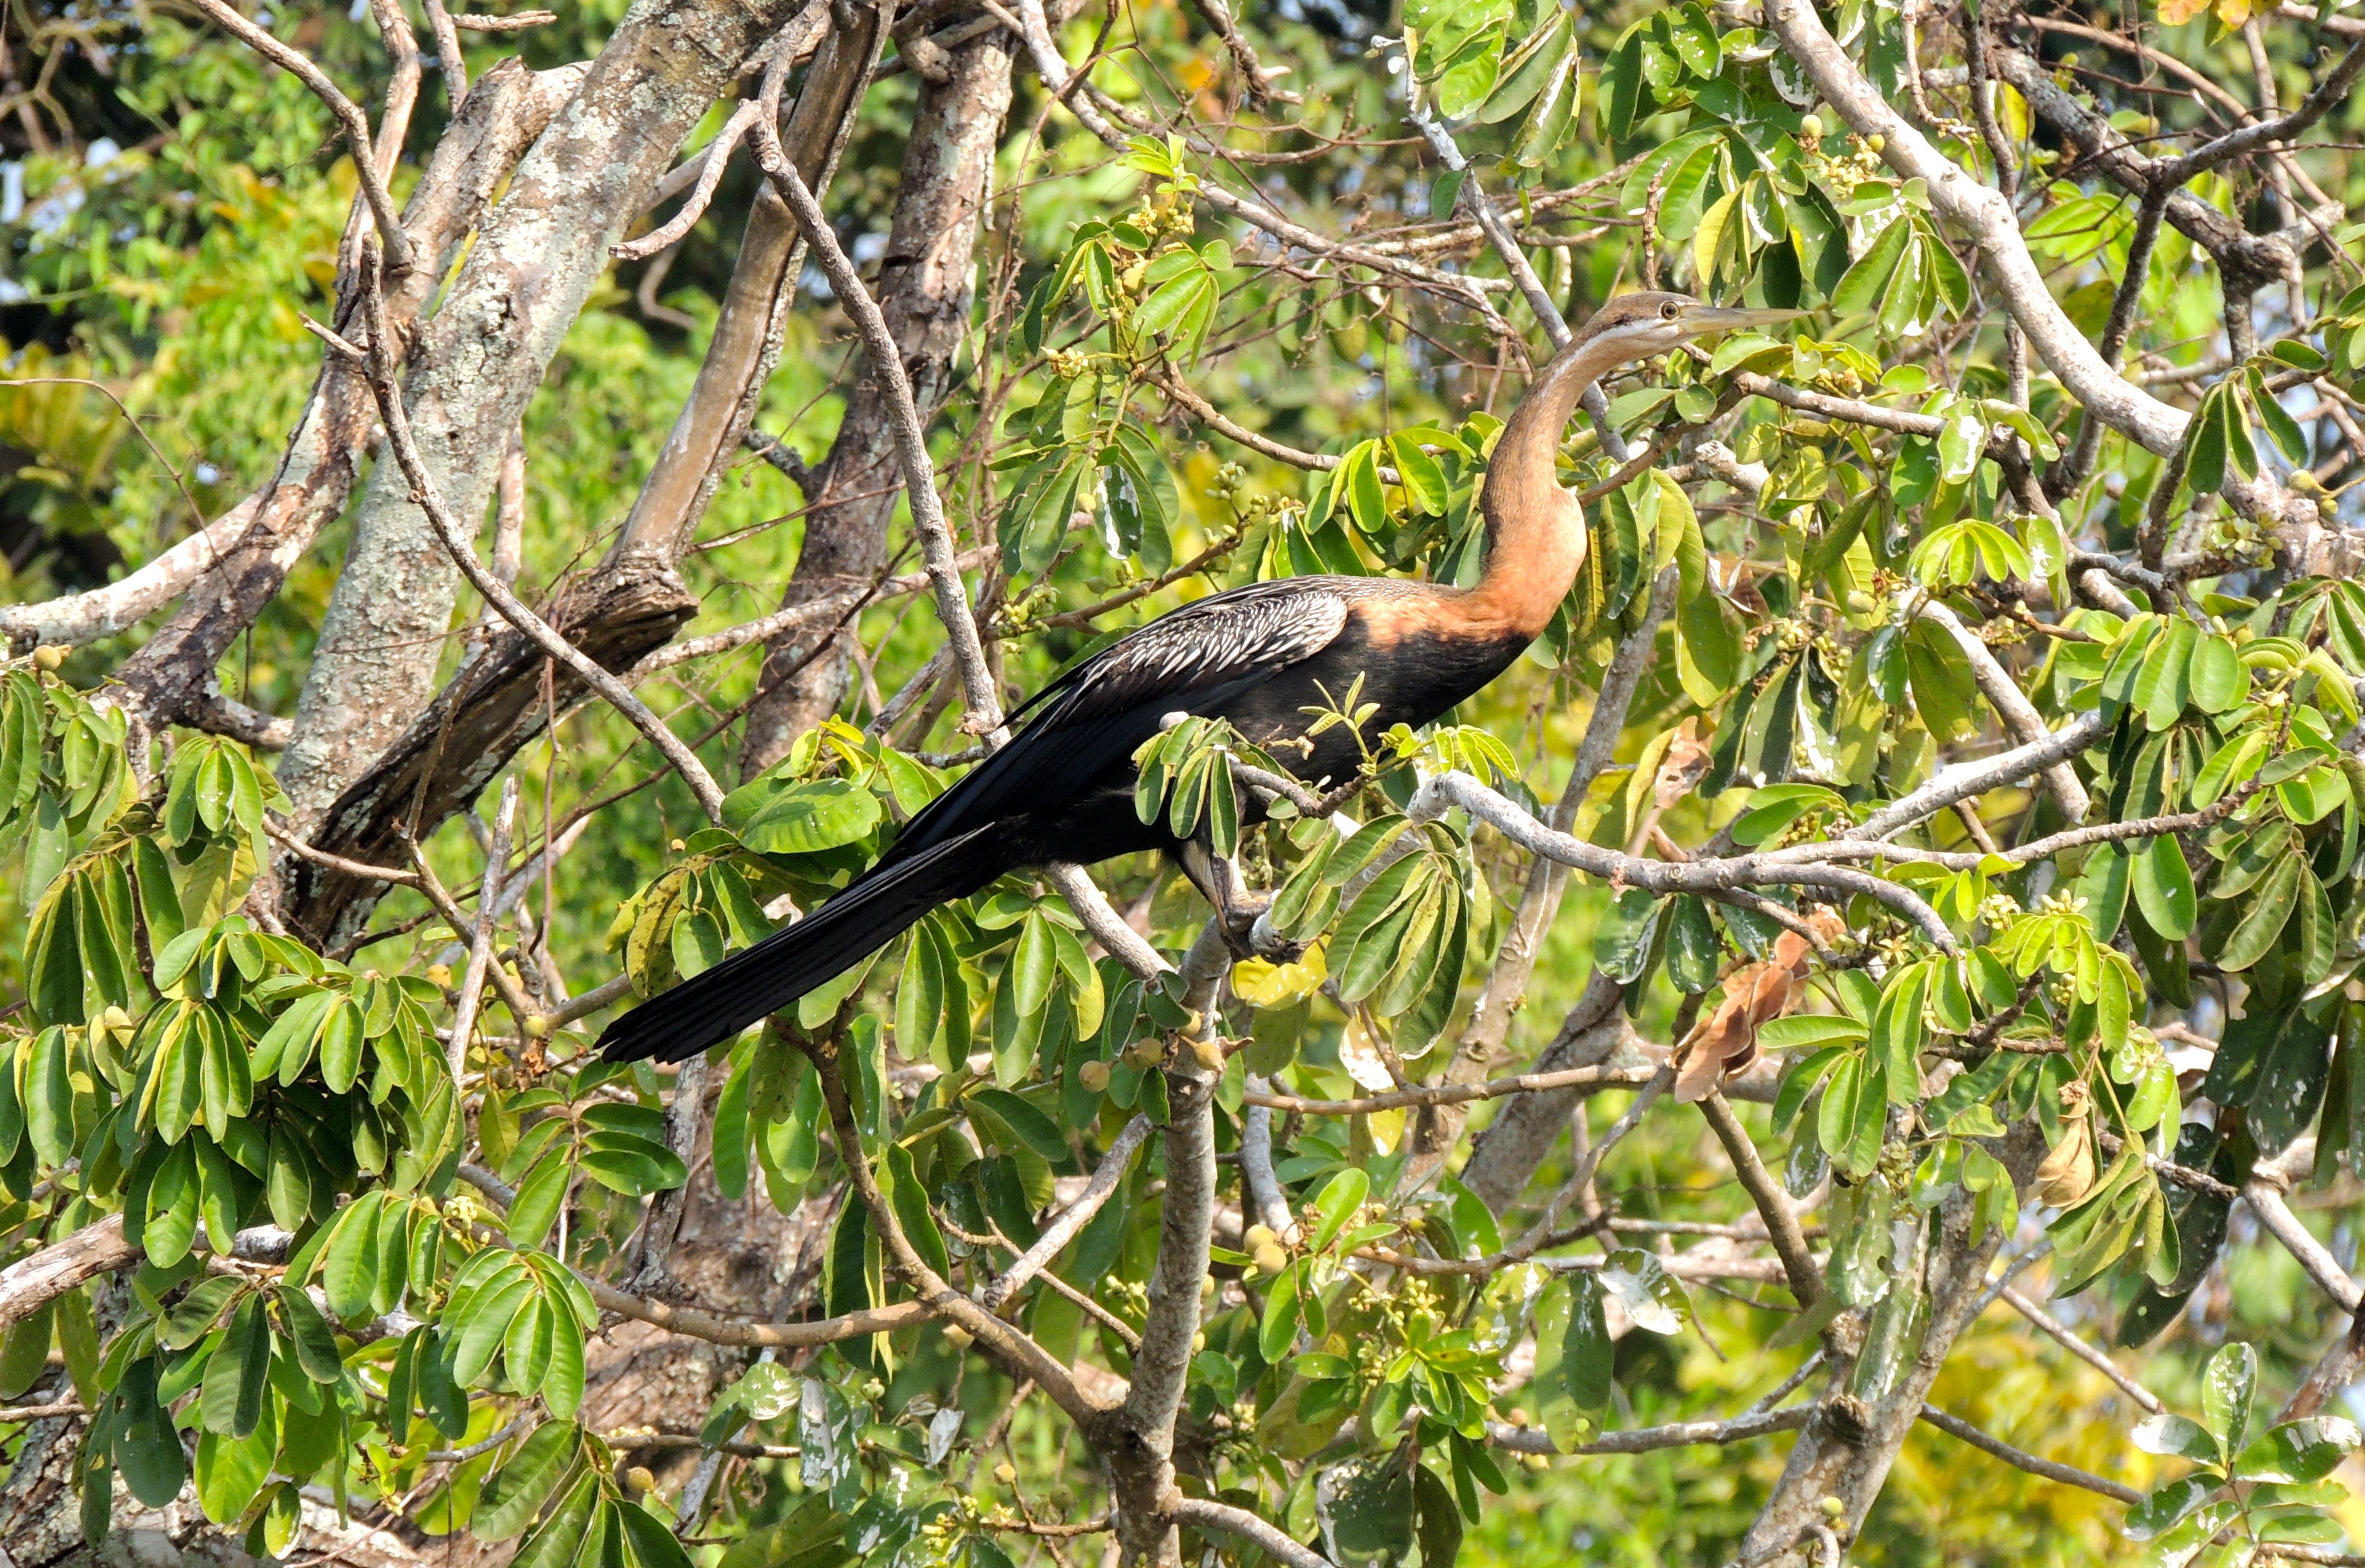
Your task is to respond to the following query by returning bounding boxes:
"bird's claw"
[1226,897,1305,964]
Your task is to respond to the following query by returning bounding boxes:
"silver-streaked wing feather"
[894,579,1355,854]
[1044,578,1352,724]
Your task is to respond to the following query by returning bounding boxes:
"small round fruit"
[1077,1058,1112,1092]
[1244,1223,1277,1250]
[944,1323,974,1348]
[670,838,687,852]
[1521,1452,1549,1472]
[1188,1036,1226,1073]
[1253,1243,1289,1276]
[625,1466,658,1494]
[1124,1039,1166,1071]
[425,963,454,989]
[31,645,63,671]
[1864,132,1886,154]
[522,1013,552,1040]
[1191,1332,1206,1353]
[993,1462,1017,1485]
[1799,112,1824,141]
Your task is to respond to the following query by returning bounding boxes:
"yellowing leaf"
[1232,943,1327,1008]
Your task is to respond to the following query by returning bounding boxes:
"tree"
[2,0,2365,1562]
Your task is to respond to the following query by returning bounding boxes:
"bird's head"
[1571,291,1805,366]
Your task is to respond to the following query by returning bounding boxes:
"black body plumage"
[595,292,1786,1065]
[593,577,1524,1064]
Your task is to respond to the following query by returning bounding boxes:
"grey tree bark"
[738,26,1014,776]
[275,0,823,829]
[282,8,884,943]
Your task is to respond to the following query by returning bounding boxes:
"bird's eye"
[1660,301,1681,320]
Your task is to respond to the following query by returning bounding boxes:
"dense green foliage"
[4,0,2365,1564]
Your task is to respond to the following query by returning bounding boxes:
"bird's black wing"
[892,577,1355,855]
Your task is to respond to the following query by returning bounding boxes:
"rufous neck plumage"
[1464,328,1644,639]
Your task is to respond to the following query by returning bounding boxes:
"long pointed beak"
[1680,306,1807,337]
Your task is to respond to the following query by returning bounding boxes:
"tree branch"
[1699,1091,1822,1308]
[332,293,728,823]
[1171,1496,1336,1568]
[1405,769,1959,951]
[443,774,518,1081]
[1914,1405,2142,1505]
[1491,1402,1813,1456]
[0,1216,134,1335]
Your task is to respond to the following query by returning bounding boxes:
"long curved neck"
[1465,328,1639,637]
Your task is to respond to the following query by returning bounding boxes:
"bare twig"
[1699,1092,1822,1308]
[1914,1405,2142,1504]
[443,775,518,1080]
[616,99,763,261]
[1995,1283,2165,1414]
[753,118,1007,741]
[182,0,413,273]
[1244,1063,1660,1117]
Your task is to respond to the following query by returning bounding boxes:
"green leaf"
[2236,1417,2362,1483]
[1833,217,1913,316]
[1817,1054,1887,1179]
[1259,1259,1303,1362]
[1317,1456,1416,1564]
[2124,1478,2219,1542]
[1388,433,1448,516]
[969,1087,1068,1164]
[1559,1275,1613,1414]
[0,1299,52,1402]
[2132,835,2196,942]
[2188,634,2246,713]
[1757,1016,1866,1050]
[321,1197,382,1319]
[2214,850,2297,970]
[615,1497,697,1568]
[884,1141,950,1278]
[475,1421,582,1540]
[2133,1413,2220,1464]
[451,1265,534,1386]
[1312,1168,1370,1253]
[199,1292,269,1439]
[273,1287,343,1383]
[1592,889,1664,985]
[2203,1341,2257,1450]
[724,777,883,857]
[509,1470,599,1568]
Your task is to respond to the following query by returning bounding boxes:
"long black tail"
[596,826,1005,1064]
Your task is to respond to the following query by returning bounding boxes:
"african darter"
[600,293,1795,1064]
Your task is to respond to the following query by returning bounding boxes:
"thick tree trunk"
[275,0,820,828]
[281,13,884,942]
[282,562,699,945]
[1459,973,1639,1213]
[739,28,1013,775]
